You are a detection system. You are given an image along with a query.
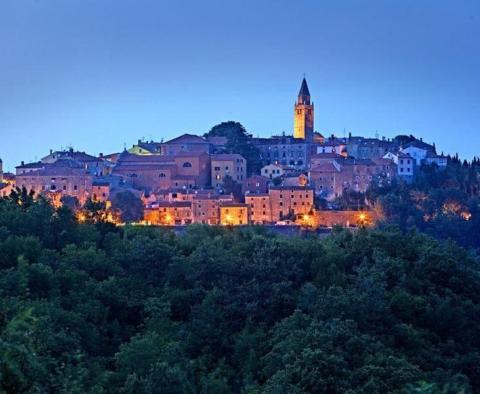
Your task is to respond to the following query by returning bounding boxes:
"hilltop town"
[0,79,449,227]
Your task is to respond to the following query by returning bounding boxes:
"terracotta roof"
[310,162,340,172]
[16,161,44,169]
[163,134,207,145]
[212,154,245,161]
[156,201,192,208]
[269,185,313,191]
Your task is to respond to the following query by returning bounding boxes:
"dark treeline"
[369,159,480,250]
[1,192,480,393]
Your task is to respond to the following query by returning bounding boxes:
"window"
[214,166,221,171]
[159,173,166,178]
[183,162,192,168]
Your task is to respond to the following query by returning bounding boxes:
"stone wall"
[311,210,381,228]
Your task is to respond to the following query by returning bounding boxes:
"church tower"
[293,78,314,141]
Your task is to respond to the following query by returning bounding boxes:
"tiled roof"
[16,161,44,169]
[403,140,435,152]
[310,162,340,172]
[156,201,192,208]
[164,134,207,145]
[269,185,313,191]
[212,154,245,161]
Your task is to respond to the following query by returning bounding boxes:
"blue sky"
[0,0,479,170]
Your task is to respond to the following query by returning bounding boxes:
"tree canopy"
[0,194,479,392]
[205,121,262,176]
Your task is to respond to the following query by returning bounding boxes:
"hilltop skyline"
[1,0,479,170]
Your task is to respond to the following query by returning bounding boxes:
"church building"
[293,78,314,141]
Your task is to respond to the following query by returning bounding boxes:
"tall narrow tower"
[293,78,314,141]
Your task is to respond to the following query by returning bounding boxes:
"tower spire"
[294,77,314,141]
[298,77,311,105]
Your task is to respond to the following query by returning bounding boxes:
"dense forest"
[1,190,480,393]
[368,159,480,250]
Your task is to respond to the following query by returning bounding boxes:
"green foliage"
[369,161,480,249]
[205,121,262,176]
[0,196,479,392]
[111,191,144,223]
[221,175,243,201]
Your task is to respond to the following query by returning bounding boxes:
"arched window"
[183,162,192,168]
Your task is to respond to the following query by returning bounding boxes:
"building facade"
[211,154,246,188]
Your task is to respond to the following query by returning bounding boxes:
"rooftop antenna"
[123,142,127,151]
[375,130,379,139]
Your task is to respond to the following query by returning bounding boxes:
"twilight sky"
[0,0,479,170]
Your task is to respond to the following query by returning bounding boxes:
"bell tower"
[293,78,314,141]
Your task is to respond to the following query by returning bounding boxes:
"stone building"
[160,134,211,156]
[219,202,249,225]
[128,140,162,155]
[16,161,45,175]
[268,186,314,221]
[261,163,287,179]
[16,160,94,205]
[113,151,211,192]
[253,135,310,170]
[242,175,270,195]
[145,201,193,225]
[293,78,314,141]
[245,194,272,224]
[309,157,396,200]
[191,195,224,225]
[346,137,397,160]
[41,148,108,176]
[211,154,246,188]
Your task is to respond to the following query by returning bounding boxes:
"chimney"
[21,161,25,166]
[99,153,104,158]
[50,149,53,155]
[138,139,141,144]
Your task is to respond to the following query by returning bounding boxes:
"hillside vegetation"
[0,194,480,393]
